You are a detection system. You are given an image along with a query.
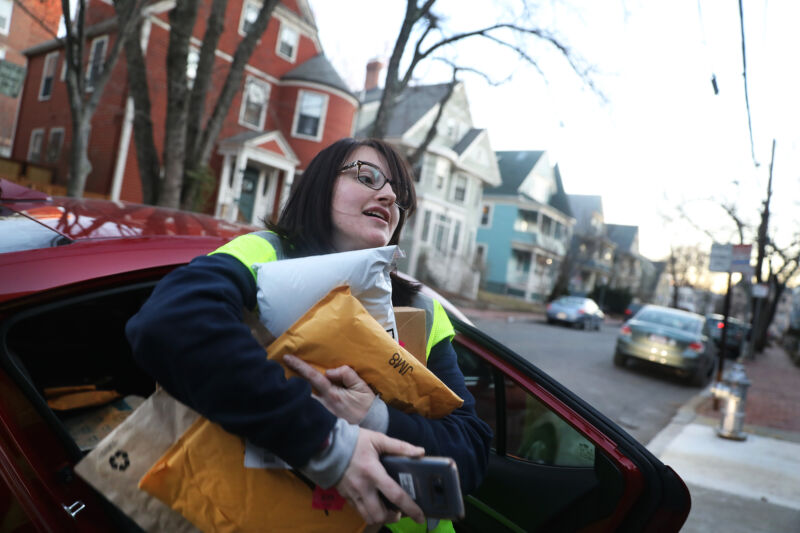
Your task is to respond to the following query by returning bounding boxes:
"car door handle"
[63,500,86,518]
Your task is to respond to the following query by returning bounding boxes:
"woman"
[126,138,491,531]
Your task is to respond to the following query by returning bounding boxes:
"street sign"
[709,243,732,272]
[752,283,768,298]
[731,244,753,275]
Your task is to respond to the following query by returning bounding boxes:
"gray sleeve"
[299,418,360,489]
[360,395,389,433]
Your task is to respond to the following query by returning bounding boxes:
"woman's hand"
[283,354,376,424]
[337,428,425,526]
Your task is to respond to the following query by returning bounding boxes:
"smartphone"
[380,455,465,520]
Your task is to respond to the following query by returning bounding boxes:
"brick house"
[0,0,61,157]
[12,0,356,224]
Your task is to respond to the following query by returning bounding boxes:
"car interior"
[1,280,661,531]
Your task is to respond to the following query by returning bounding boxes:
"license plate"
[557,312,567,319]
[650,334,667,344]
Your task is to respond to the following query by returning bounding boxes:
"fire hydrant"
[710,363,751,441]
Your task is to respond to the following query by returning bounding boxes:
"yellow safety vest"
[212,232,458,533]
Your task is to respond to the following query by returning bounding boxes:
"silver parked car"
[614,305,717,386]
[546,296,605,330]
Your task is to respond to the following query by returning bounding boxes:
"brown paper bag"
[394,306,427,366]
[74,388,201,533]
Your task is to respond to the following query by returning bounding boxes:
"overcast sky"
[308,0,800,265]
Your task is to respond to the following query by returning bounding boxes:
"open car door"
[450,317,691,532]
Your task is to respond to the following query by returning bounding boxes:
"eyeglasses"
[339,160,410,211]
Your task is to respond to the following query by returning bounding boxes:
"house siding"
[14,0,354,219]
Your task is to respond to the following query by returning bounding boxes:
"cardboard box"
[394,306,427,366]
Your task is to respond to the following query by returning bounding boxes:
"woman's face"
[331,146,402,252]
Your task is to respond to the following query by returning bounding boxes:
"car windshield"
[557,297,586,306]
[636,310,701,334]
[0,207,69,254]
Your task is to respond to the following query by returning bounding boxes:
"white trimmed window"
[421,209,432,242]
[276,22,299,62]
[452,174,467,203]
[480,204,492,227]
[291,90,328,141]
[239,0,259,35]
[0,0,12,36]
[475,242,487,264]
[86,36,108,91]
[28,129,45,163]
[45,128,64,163]
[433,214,452,253]
[239,76,269,130]
[452,220,461,252]
[514,209,538,233]
[39,51,59,100]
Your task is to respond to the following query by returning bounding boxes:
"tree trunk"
[66,115,93,197]
[369,0,421,139]
[194,0,280,174]
[158,0,200,208]
[182,0,229,208]
[123,20,161,204]
[408,77,456,167]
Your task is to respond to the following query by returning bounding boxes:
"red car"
[0,180,690,532]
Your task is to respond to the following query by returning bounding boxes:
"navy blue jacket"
[126,252,491,493]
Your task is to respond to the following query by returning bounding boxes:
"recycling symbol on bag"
[109,450,130,471]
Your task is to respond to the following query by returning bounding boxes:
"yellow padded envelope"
[139,285,463,532]
[267,285,462,418]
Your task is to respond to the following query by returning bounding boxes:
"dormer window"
[239,0,259,35]
[276,23,299,62]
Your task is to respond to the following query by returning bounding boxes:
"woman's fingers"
[282,354,331,393]
[326,365,369,390]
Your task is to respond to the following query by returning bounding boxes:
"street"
[471,315,800,532]
[474,317,700,445]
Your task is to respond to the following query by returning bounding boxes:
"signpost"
[731,244,754,275]
[709,243,732,272]
[708,242,754,406]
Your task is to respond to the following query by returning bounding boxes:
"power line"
[738,0,757,166]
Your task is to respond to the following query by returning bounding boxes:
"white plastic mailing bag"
[254,245,401,339]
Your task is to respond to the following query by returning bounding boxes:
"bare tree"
[667,245,708,308]
[370,0,596,158]
[121,0,279,208]
[60,0,146,197]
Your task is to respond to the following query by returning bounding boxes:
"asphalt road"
[473,317,702,445]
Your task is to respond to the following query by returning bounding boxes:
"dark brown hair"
[267,138,420,304]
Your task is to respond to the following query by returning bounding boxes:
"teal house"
[476,151,574,302]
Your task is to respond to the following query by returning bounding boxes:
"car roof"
[1,184,471,323]
[1,193,254,244]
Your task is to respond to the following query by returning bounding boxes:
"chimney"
[364,58,384,91]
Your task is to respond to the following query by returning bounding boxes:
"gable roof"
[606,224,639,253]
[453,128,482,155]
[356,82,453,138]
[568,194,604,232]
[282,54,354,97]
[568,194,603,219]
[551,164,572,217]
[486,150,545,196]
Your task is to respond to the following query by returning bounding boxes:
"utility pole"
[751,140,775,353]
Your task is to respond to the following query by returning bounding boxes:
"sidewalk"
[647,344,800,532]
